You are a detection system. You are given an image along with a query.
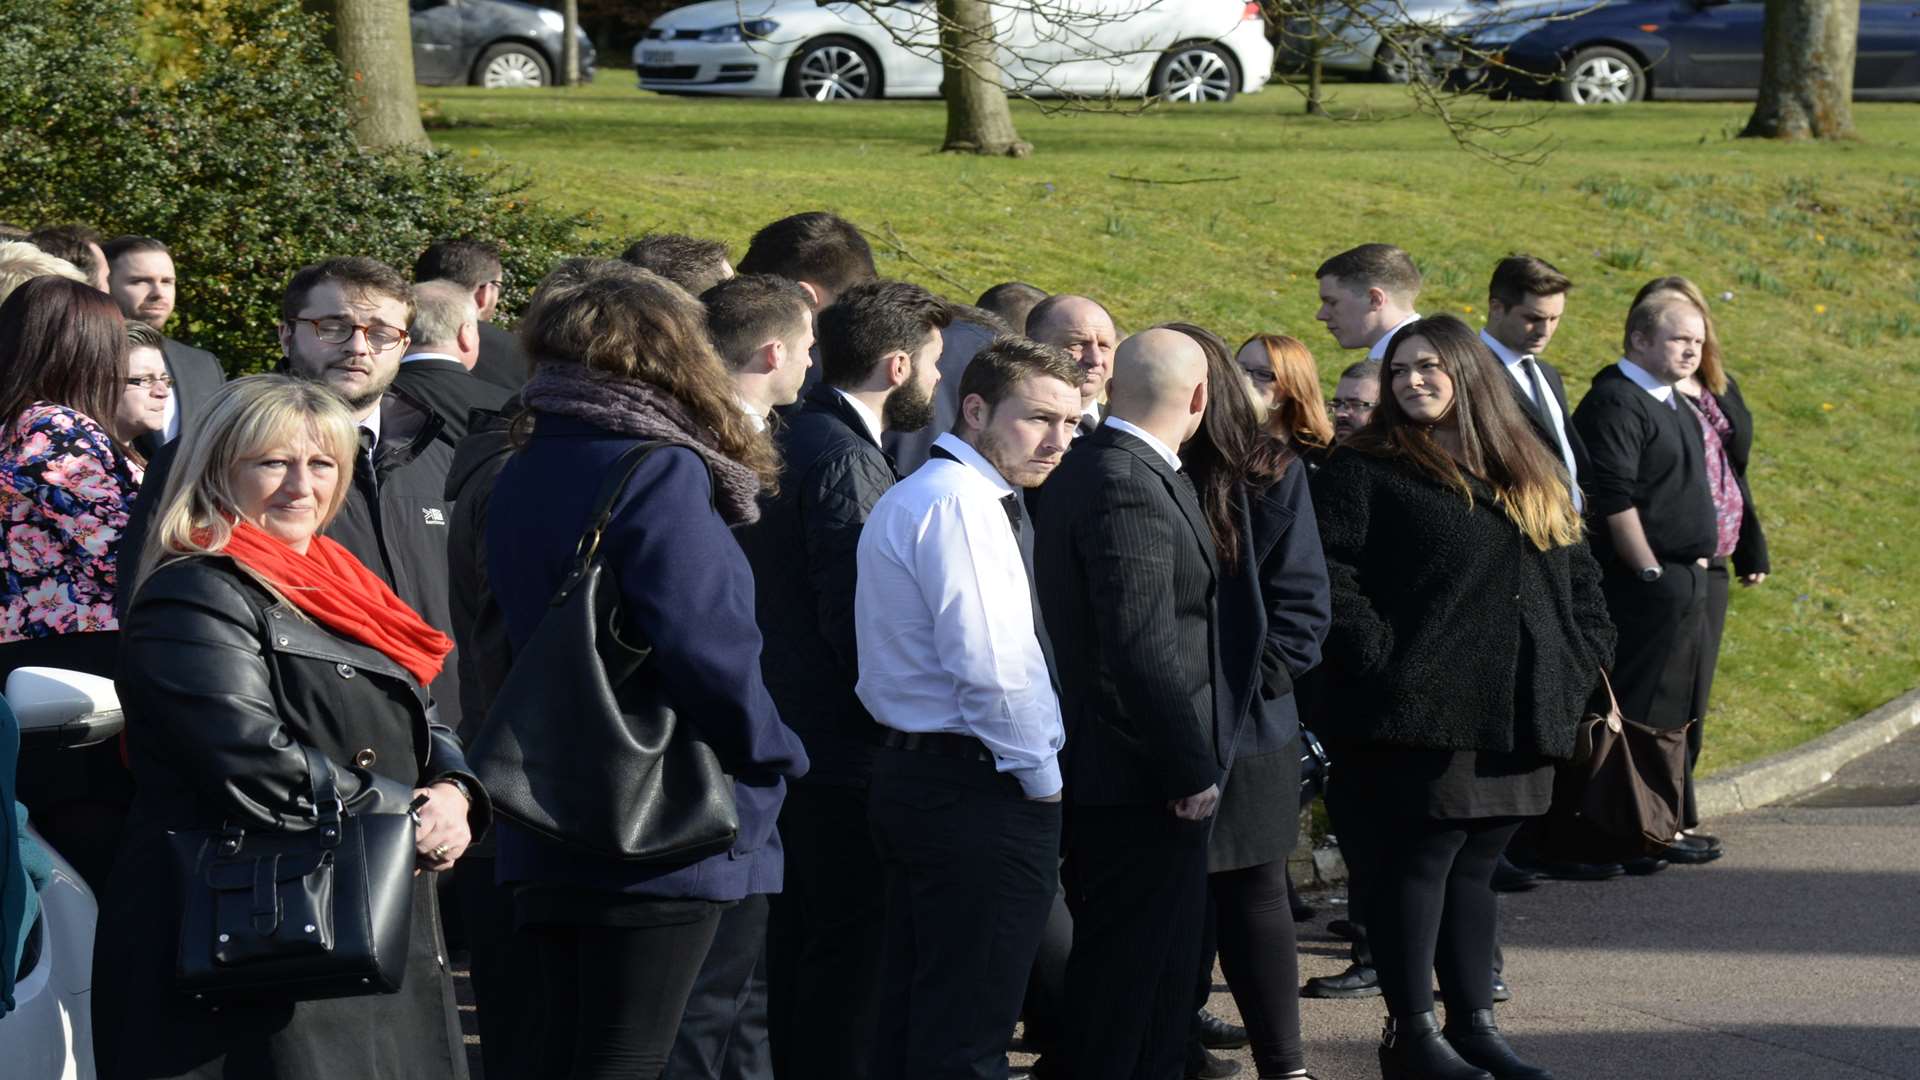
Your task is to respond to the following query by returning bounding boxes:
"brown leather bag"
[1564,672,1691,859]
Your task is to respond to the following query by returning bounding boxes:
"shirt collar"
[833,388,884,446]
[931,432,1014,496]
[1081,398,1103,425]
[1367,313,1422,361]
[400,351,460,365]
[358,402,383,450]
[740,396,768,432]
[1103,416,1182,472]
[1616,358,1677,407]
[1478,328,1527,367]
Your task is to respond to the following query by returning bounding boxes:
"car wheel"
[474,42,552,89]
[1558,46,1645,105]
[1152,43,1240,103]
[784,38,883,101]
[1372,37,1437,85]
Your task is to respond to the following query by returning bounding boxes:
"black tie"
[1516,356,1556,433]
[356,427,377,493]
[1001,492,1024,536]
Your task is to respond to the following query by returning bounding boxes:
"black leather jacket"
[115,555,491,838]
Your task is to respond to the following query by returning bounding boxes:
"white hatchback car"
[635,0,1275,102]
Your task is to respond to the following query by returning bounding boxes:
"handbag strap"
[557,441,672,600]
[300,743,345,849]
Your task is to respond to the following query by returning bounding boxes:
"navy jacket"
[1217,465,1331,761]
[488,414,809,900]
[734,385,898,788]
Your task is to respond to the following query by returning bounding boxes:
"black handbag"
[467,440,740,862]
[168,744,416,1002]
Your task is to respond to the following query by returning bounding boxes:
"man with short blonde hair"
[0,240,86,306]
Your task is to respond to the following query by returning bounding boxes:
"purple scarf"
[522,363,764,526]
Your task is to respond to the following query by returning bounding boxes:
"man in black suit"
[735,280,949,1080]
[1481,255,1587,511]
[1025,294,1118,441]
[1035,328,1224,1080]
[393,280,511,443]
[415,238,525,391]
[102,236,225,446]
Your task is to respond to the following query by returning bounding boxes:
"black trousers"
[1210,860,1304,1075]
[767,783,885,1080]
[1321,758,1378,968]
[1368,817,1524,1017]
[1603,561,1711,835]
[526,900,726,1080]
[868,748,1062,1080]
[1020,881,1074,1061]
[453,853,539,1080]
[1686,563,1733,829]
[1062,803,1212,1080]
[666,894,773,1080]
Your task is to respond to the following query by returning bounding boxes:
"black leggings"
[527,904,725,1079]
[1213,859,1304,1075]
[1369,818,1524,1017]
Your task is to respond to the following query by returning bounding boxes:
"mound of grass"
[424,81,1920,776]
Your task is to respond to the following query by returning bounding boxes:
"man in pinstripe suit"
[1035,328,1225,1080]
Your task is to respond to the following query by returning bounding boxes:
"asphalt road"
[1259,725,1920,1080]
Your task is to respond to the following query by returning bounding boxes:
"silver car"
[1275,0,1503,82]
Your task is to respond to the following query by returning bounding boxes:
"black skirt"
[1208,743,1303,873]
[1334,744,1554,821]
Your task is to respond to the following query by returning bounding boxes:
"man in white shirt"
[1315,243,1421,360]
[703,273,815,431]
[1481,255,1586,512]
[854,338,1080,1079]
[1026,294,1119,439]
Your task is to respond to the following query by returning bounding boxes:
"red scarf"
[220,520,452,688]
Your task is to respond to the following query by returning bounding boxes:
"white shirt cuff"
[1012,756,1063,800]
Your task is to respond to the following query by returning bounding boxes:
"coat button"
[337,663,356,679]
[276,636,289,646]
[353,748,378,768]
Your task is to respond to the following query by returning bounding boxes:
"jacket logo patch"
[421,507,447,526]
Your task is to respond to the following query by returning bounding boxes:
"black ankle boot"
[1442,1009,1553,1079]
[1377,1012,1493,1080]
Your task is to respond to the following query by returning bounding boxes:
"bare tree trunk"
[1307,50,1326,114]
[1741,0,1858,139]
[562,0,581,86]
[327,0,431,151]
[938,0,1032,157]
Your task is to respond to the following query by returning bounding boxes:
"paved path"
[1223,725,1920,1080]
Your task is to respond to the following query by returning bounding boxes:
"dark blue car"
[1443,0,1920,104]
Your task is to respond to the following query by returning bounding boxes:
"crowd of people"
[0,213,1767,1080]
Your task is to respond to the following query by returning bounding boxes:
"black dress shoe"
[1491,976,1512,1004]
[1327,918,1360,942]
[1443,1008,1552,1079]
[1379,1011,1494,1080]
[1679,830,1722,852]
[1622,856,1669,875]
[1490,856,1543,893]
[1303,962,1382,999]
[1187,1045,1243,1079]
[1661,841,1724,865]
[1198,1008,1250,1050]
[1533,860,1625,881]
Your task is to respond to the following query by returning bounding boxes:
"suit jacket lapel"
[1104,429,1215,576]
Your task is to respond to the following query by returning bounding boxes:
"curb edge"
[1694,686,1920,818]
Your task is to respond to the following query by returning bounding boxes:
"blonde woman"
[95,375,487,1080]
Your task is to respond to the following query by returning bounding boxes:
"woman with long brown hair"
[1313,315,1614,1080]
[1625,276,1767,856]
[1236,332,1335,457]
[1169,322,1331,1080]
[485,263,807,1079]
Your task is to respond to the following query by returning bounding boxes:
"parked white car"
[0,668,124,1080]
[634,0,1275,102]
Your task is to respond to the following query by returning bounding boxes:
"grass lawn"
[423,80,1920,776]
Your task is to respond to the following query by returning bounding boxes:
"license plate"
[1432,46,1462,65]
[641,49,676,65]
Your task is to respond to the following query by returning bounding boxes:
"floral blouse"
[0,403,143,641]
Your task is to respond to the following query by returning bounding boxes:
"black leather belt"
[1707,555,1728,569]
[880,729,994,763]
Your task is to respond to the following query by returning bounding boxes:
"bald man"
[1026,294,1119,439]
[1034,329,1227,1080]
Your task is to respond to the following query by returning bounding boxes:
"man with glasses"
[1328,361,1381,443]
[102,235,226,446]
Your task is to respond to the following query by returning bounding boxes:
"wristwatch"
[436,777,474,805]
[1638,565,1664,583]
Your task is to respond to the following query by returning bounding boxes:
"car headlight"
[538,9,564,32]
[696,19,779,43]
[1470,18,1546,45]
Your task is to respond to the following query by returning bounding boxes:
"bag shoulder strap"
[563,441,671,583]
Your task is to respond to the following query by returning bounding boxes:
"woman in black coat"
[1633,276,1768,845]
[1311,316,1614,1080]
[1174,324,1332,1080]
[94,377,490,1080]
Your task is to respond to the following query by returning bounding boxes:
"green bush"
[0,0,595,373]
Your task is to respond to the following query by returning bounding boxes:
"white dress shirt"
[1616,358,1677,408]
[161,388,180,443]
[1103,416,1182,472]
[400,350,460,366]
[834,388,884,446]
[1074,399,1103,440]
[1480,329,1583,511]
[1367,313,1422,361]
[854,432,1064,797]
[739,396,768,432]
